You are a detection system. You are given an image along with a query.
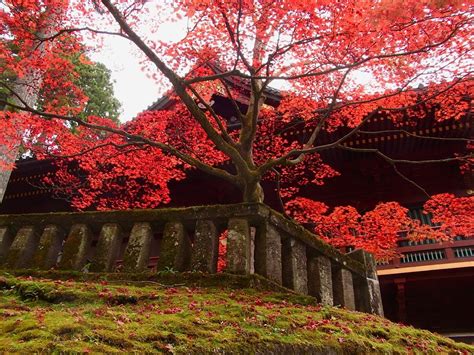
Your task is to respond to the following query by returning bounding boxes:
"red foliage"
[286,195,473,260]
[424,194,474,237]
[1,0,473,258]
[217,230,227,273]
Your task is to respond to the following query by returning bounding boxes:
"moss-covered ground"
[0,272,472,354]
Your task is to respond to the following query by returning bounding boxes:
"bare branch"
[34,27,129,45]
[186,84,236,145]
[337,144,473,165]
[335,144,474,198]
[304,68,352,148]
[217,76,245,122]
[358,130,472,142]
[391,164,430,198]
[272,167,289,218]
[184,70,240,85]
[43,142,144,159]
[257,110,379,174]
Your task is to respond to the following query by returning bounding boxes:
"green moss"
[0,274,472,353]
[3,248,20,269]
[122,238,144,272]
[14,281,76,303]
[156,221,190,272]
[58,227,87,270]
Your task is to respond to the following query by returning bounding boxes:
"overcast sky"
[88,11,187,123]
[90,37,162,122]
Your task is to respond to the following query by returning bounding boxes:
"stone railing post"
[332,265,356,310]
[31,225,65,269]
[59,224,93,271]
[254,222,282,284]
[157,221,191,272]
[308,255,333,306]
[0,227,14,263]
[227,218,252,274]
[282,238,308,294]
[0,204,386,317]
[191,220,219,273]
[348,249,384,316]
[3,226,39,268]
[91,223,123,272]
[123,223,152,272]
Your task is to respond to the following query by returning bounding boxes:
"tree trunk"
[242,180,264,203]
[0,8,59,204]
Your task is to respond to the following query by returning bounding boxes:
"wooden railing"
[378,236,474,270]
[0,203,383,315]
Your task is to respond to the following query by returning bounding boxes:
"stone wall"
[0,203,383,315]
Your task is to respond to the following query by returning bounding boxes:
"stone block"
[0,227,14,263]
[59,224,93,271]
[332,267,356,310]
[4,226,39,268]
[308,255,333,306]
[348,249,384,315]
[123,223,152,272]
[157,221,191,272]
[226,218,252,275]
[254,222,282,284]
[348,249,377,278]
[353,274,384,316]
[366,277,384,316]
[91,224,123,272]
[282,238,308,294]
[31,225,65,269]
[191,220,218,273]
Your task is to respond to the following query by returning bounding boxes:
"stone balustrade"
[0,203,383,315]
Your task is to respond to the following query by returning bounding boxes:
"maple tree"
[0,0,473,258]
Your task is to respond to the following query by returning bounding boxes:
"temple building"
[0,79,473,343]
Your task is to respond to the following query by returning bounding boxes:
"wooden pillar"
[254,222,282,284]
[191,220,219,273]
[157,221,191,272]
[123,223,152,272]
[395,278,407,323]
[282,238,308,294]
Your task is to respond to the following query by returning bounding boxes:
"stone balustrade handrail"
[0,203,383,316]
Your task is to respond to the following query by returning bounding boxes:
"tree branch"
[337,144,473,165]
[185,84,235,145]
[100,0,249,174]
[0,96,239,185]
[227,19,468,82]
[358,129,472,142]
[257,110,379,174]
[43,142,143,159]
[183,70,240,85]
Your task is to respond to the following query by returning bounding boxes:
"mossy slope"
[0,273,472,354]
